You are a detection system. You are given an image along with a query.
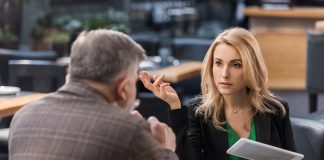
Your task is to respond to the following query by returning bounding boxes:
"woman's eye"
[233,63,242,68]
[215,61,222,66]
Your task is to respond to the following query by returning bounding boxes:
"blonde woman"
[139,27,296,160]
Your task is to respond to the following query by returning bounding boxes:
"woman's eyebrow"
[214,58,242,62]
[231,59,242,63]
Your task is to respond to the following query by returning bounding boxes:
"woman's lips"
[219,82,232,87]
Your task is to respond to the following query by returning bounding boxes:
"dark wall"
[50,0,104,6]
[0,0,21,38]
[292,0,324,6]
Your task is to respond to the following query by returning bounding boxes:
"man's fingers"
[147,116,176,152]
[147,117,168,136]
[130,110,143,119]
[147,116,160,127]
[148,117,165,142]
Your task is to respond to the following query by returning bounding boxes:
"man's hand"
[147,116,176,152]
[130,110,143,119]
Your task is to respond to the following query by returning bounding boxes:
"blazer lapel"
[254,113,271,144]
[217,124,228,159]
[214,110,229,159]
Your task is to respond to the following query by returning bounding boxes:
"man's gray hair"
[69,29,146,83]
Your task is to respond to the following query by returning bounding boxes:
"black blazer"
[168,98,296,160]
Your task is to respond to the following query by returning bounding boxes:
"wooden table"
[0,93,47,117]
[0,61,202,117]
[147,61,202,83]
[57,57,203,84]
[245,6,324,90]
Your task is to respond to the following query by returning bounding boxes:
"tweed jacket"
[9,80,178,160]
[168,98,296,160]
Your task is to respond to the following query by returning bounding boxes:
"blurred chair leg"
[309,93,318,113]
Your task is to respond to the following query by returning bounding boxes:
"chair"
[291,118,324,160]
[0,60,66,152]
[306,31,324,113]
[207,1,238,27]
[0,48,58,86]
[131,34,160,56]
[135,92,170,124]
[306,109,324,124]
[171,38,212,61]
[8,60,66,93]
[171,38,212,104]
[196,0,238,38]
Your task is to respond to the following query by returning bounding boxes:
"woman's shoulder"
[264,97,289,117]
[186,96,202,107]
[185,96,203,115]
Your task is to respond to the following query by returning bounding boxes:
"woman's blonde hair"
[197,27,286,130]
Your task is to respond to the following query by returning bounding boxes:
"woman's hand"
[139,71,181,109]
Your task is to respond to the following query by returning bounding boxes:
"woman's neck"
[223,90,250,110]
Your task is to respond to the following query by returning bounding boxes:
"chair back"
[306,109,324,124]
[306,31,324,112]
[171,38,212,61]
[131,34,160,56]
[291,118,324,160]
[0,48,58,85]
[136,92,169,124]
[8,60,66,92]
[171,38,212,101]
[207,1,238,27]
[307,31,324,93]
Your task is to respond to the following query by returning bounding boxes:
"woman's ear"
[116,77,129,101]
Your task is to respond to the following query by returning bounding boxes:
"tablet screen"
[227,138,304,160]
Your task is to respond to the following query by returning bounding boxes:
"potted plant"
[46,31,70,57]
[0,28,18,49]
[30,8,130,53]
[30,11,56,50]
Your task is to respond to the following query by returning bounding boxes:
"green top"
[226,119,256,160]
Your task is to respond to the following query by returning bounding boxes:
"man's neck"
[80,79,118,105]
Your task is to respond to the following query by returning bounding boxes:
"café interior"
[1,0,324,159]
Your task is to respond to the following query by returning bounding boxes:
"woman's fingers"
[153,74,158,81]
[139,71,154,91]
[159,83,170,97]
[153,74,165,86]
[140,71,170,97]
[152,75,164,91]
[140,71,181,108]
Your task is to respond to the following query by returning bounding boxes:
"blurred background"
[2,0,324,117]
[2,0,324,160]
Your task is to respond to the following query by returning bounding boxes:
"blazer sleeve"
[187,102,204,160]
[168,98,203,160]
[280,101,297,152]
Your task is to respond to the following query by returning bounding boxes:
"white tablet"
[227,138,304,160]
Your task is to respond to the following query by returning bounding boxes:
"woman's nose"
[221,66,229,79]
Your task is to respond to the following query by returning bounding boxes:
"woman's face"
[212,43,246,96]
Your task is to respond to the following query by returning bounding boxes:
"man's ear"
[116,77,129,101]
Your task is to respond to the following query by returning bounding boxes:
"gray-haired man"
[9,29,178,160]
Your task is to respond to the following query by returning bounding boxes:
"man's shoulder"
[13,94,51,117]
[13,93,145,126]
[108,110,149,131]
